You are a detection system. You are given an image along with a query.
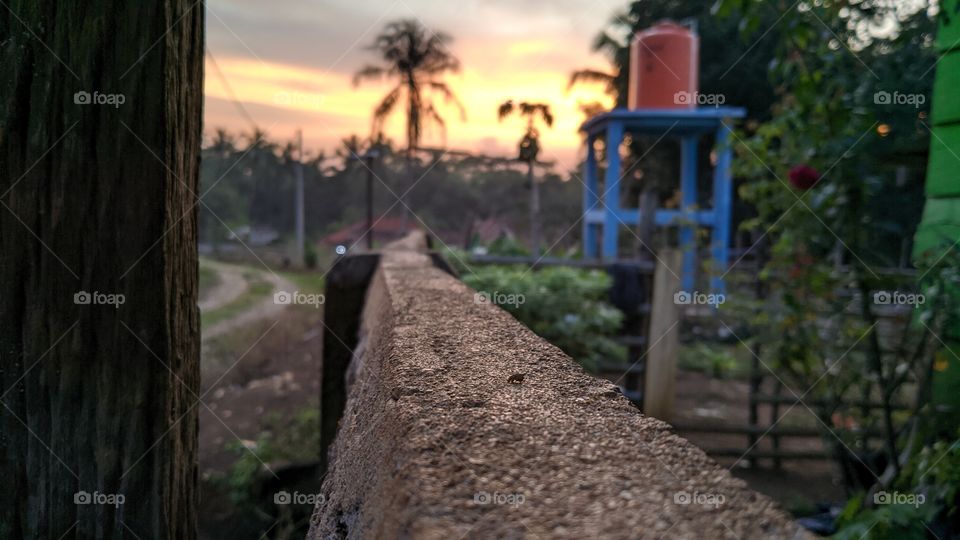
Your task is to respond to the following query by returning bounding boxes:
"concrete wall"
[309,235,808,539]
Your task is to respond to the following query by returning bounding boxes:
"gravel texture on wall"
[308,236,809,539]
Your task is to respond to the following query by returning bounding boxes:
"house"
[319,217,418,250]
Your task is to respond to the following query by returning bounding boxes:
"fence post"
[644,249,683,420]
[747,354,761,468]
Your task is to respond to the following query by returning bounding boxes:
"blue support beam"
[583,135,599,258]
[679,136,698,292]
[584,208,716,226]
[711,123,734,295]
[602,122,624,260]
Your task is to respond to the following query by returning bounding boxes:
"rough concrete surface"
[308,241,810,540]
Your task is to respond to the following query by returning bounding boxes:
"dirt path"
[199,260,249,313]
[203,268,296,341]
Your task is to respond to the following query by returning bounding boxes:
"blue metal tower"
[580,107,745,293]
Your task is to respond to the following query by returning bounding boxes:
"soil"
[196,263,323,540]
[199,260,250,313]
[672,371,844,510]
[202,267,297,341]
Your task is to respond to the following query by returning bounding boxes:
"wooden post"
[320,254,381,475]
[747,354,762,469]
[643,249,682,420]
[636,187,657,261]
[771,379,783,469]
[0,1,203,536]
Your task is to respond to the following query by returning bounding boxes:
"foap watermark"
[673,290,725,307]
[873,290,924,307]
[674,91,725,106]
[473,491,525,508]
[274,290,325,308]
[74,290,125,309]
[74,490,125,508]
[673,490,725,508]
[874,91,925,108]
[874,490,925,508]
[474,291,525,308]
[74,90,126,108]
[274,490,325,505]
[274,91,325,109]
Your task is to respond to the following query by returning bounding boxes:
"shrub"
[462,265,623,372]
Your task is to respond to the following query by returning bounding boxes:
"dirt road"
[201,263,297,341]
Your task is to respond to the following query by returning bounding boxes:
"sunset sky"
[203,0,620,171]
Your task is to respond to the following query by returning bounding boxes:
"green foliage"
[712,0,940,421]
[711,1,959,536]
[679,343,748,379]
[487,235,530,257]
[834,495,931,540]
[461,266,623,371]
[222,407,319,506]
[834,435,960,539]
[303,243,318,270]
[718,0,934,268]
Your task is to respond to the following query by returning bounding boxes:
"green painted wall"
[914,0,960,414]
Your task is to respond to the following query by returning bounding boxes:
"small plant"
[304,244,319,269]
[462,265,623,371]
[222,408,319,506]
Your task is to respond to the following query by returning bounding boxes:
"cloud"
[203,0,616,169]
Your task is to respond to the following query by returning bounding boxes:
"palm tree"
[498,100,554,255]
[354,19,464,220]
[567,24,624,107]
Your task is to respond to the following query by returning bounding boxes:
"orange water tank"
[628,22,699,109]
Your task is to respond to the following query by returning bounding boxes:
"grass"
[678,342,753,379]
[198,262,220,301]
[281,270,325,295]
[198,260,325,332]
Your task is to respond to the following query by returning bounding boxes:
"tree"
[713,0,953,534]
[498,100,555,255]
[0,1,203,538]
[354,19,464,220]
[568,0,778,120]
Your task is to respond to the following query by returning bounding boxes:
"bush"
[303,244,318,269]
[461,265,623,371]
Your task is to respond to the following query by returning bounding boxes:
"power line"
[205,46,259,132]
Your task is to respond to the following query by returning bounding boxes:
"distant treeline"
[199,130,582,251]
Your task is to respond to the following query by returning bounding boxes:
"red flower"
[789,165,820,190]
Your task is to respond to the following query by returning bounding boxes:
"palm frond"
[567,69,617,91]
[353,65,387,87]
[497,100,514,121]
[592,30,626,58]
[427,81,466,120]
[423,103,447,146]
[372,84,403,137]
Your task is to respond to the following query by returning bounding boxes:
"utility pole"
[364,150,379,250]
[528,159,541,256]
[348,148,380,250]
[295,128,306,265]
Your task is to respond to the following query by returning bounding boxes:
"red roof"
[320,217,418,246]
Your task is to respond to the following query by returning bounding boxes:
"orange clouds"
[203,38,614,170]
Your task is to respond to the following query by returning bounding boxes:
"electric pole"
[295,128,305,265]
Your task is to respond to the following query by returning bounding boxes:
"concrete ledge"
[309,239,808,539]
